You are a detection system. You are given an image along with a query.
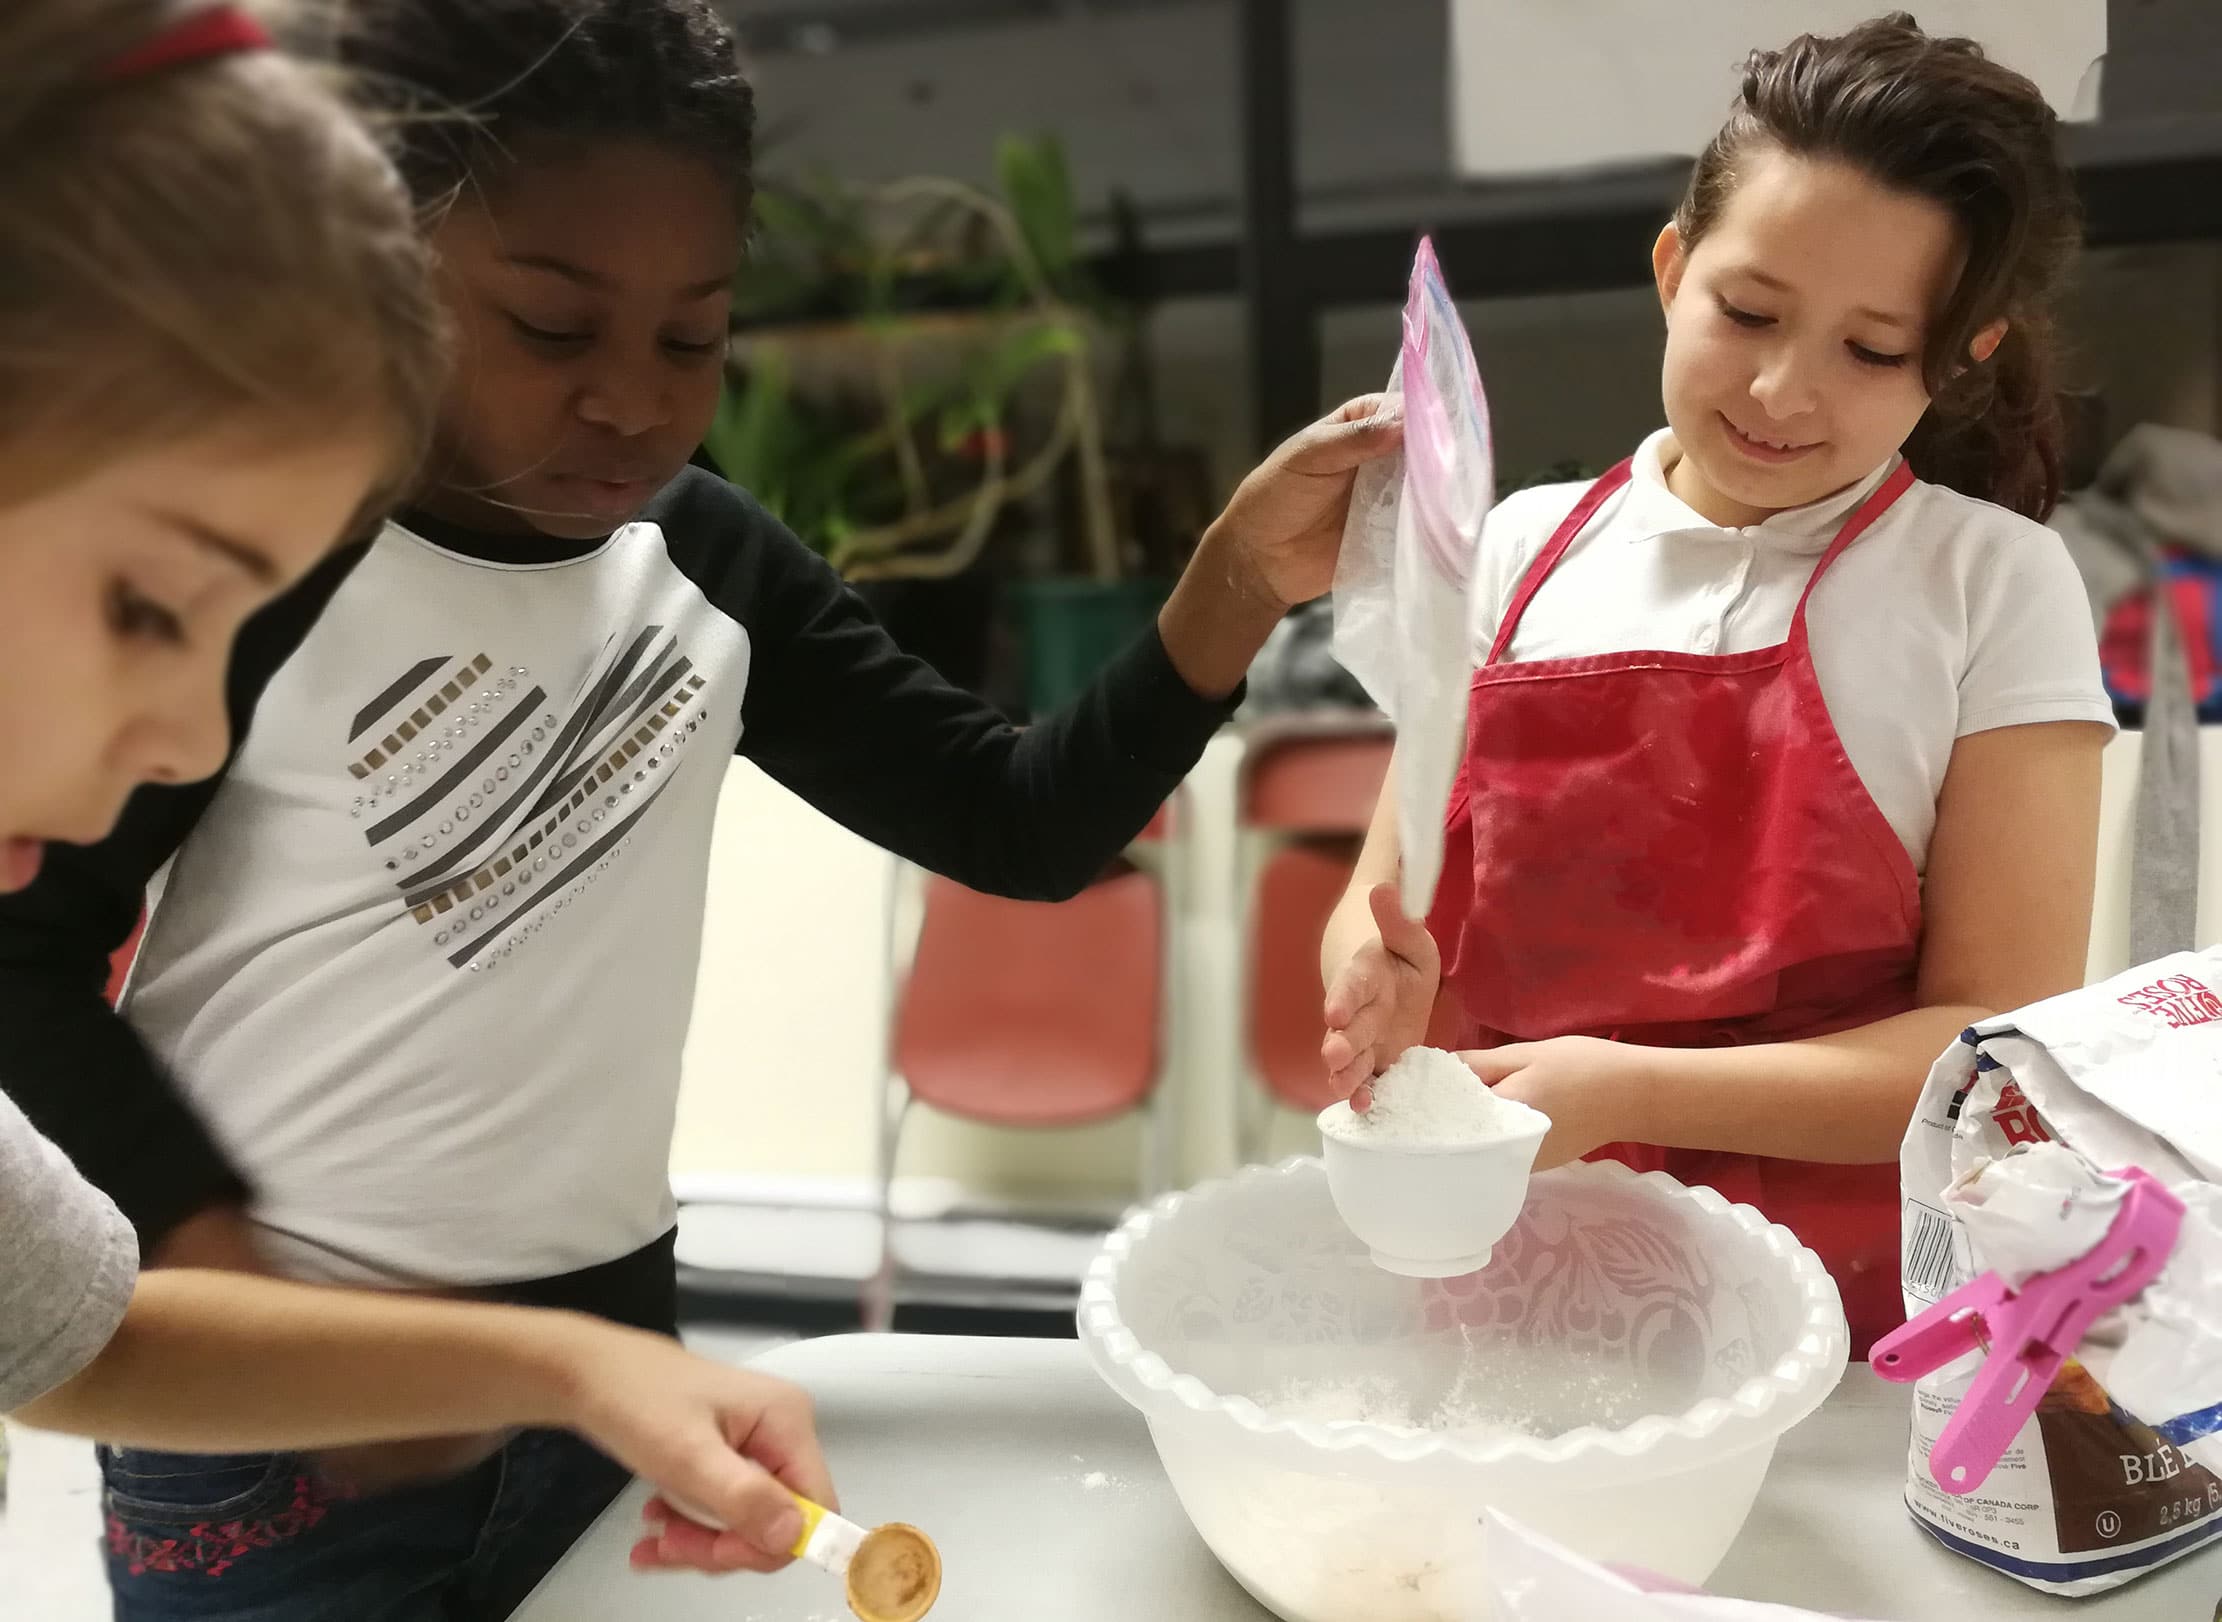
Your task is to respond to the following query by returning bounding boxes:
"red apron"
[1426,457,1921,1355]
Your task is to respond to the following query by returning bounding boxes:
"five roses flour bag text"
[1899,949,2222,1594]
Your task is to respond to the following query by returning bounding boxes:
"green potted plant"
[705,136,1195,712]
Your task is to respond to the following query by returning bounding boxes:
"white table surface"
[516,1334,2220,1621]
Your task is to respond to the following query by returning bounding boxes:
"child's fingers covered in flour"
[1323,884,1441,1107]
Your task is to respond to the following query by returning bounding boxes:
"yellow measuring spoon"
[667,1488,941,1622]
[787,1493,942,1622]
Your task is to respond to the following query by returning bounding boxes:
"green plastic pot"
[1014,576,1170,716]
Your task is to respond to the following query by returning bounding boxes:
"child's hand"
[1459,1037,1647,1169]
[1322,884,1440,1108]
[1208,394,1404,613]
[545,1321,834,1575]
[1157,397,1404,700]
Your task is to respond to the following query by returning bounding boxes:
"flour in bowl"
[1214,1353,1644,1620]
[1319,1046,1545,1147]
[1264,1373,1542,1441]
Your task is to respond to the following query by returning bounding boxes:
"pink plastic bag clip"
[1872,1166,2185,1496]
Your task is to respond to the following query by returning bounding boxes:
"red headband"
[101,6,273,82]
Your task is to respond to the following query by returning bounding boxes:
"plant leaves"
[703,353,793,507]
[970,318,1085,402]
[996,132,1077,285]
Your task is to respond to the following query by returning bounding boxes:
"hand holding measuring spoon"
[647,1488,942,1622]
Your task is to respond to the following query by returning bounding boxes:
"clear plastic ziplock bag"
[1331,236,1493,921]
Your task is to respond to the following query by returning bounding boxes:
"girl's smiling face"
[1654,147,1999,529]
[418,138,741,540]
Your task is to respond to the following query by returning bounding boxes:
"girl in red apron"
[1321,16,2116,1356]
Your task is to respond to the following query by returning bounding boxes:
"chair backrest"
[1239,732,1393,835]
[893,869,1163,1129]
[1247,841,1361,1112]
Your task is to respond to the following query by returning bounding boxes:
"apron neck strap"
[1789,460,1917,635]
[1484,460,1634,666]
[1484,455,1915,667]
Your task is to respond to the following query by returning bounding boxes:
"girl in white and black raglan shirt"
[0,0,919,1592]
[0,4,1400,1615]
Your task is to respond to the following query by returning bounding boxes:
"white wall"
[740,0,1452,221]
[671,763,891,1184]
[1447,1,2103,175]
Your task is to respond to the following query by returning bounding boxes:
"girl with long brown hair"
[1323,13,2113,1354]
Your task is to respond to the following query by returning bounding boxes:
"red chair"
[1240,730,1395,834]
[1234,720,1394,1161]
[864,804,1179,1331]
[1246,842,1355,1122]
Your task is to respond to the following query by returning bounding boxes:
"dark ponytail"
[1675,12,2081,520]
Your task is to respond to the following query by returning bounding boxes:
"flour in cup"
[1319,1046,1545,1147]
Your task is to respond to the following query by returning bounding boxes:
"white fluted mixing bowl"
[1079,1158,1848,1622]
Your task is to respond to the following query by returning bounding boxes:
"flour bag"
[1331,236,1492,921]
[1899,950,2222,1594]
[1481,1513,1869,1621]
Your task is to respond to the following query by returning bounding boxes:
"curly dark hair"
[1677,11,2082,519]
[333,0,755,211]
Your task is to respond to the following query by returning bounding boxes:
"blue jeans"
[99,1429,628,1621]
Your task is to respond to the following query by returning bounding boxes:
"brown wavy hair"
[0,0,446,517]
[1675,12,2082,520]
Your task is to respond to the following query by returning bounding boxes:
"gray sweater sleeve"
[0,1090,137,1411]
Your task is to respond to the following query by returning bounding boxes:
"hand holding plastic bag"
[1331,237,1493,920]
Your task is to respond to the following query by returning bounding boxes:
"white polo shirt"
[1471,430,2115,873]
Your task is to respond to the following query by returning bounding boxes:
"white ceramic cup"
[1318,1109,1550,1276]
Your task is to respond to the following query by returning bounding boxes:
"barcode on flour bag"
[1901,1200,1962,1304]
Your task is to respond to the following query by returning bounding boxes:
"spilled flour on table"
[1058,1454,1131,1494]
